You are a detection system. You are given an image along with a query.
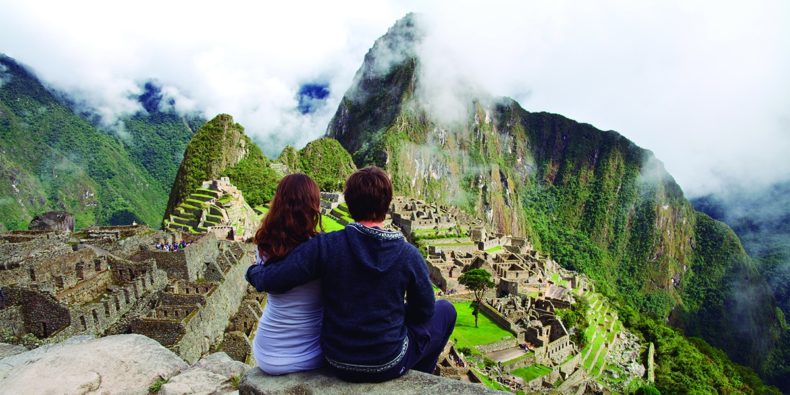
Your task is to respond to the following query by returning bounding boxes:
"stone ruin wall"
[221,288,266,363]
[477,301,525,341]
[1,257,168,341]
[130,240,253,364]
[0,287,70,338]
[175,243,252,363]
[133,233,218,281]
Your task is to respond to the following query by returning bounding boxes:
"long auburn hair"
[254,173,323,261]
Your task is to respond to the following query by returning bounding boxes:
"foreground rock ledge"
[240,367,506,395]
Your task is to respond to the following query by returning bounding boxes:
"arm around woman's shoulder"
[245,233,329,294]
[404,245,435,324]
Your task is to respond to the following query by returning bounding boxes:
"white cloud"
[0,0,788,195]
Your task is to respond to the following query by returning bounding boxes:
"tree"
[458,268,495,328]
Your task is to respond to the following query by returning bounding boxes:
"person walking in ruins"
[246,166,456,383]
[249,173,324,375]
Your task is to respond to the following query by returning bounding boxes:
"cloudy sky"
[1,0,788,196]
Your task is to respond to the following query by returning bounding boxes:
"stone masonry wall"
[174,243,251,363]
[477,301,523,340]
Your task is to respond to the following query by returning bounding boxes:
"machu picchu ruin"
[0,219,263,365]
[0,192,648,393]
[163,177,259,241]
[385,196,646,393]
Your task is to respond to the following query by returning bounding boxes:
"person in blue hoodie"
[246,166,457,383]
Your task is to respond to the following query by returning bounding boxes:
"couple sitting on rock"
[245,166,457,382]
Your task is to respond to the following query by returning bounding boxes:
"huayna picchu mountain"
[327,13,785,391]
[164,114,279,222]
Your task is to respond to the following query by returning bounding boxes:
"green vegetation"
[229,374,241,390]
[556,297,589,349]
[320,215,345,232]
[618,302,781,394]
[511,364,552,382]
[458,269,495,328]
[0,55,170,229]
[222,144,278,207]
[331,203,354,223]
[297,137,356,191]
[274,138,356,191]
[148,377,167,393]
[484,245,503,253]
[474,368,510,392]
[122,111,201,190]
[165,114,279,221]
[451,301,513,352]
[277,145,300,172]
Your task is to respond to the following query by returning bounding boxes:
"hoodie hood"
[344,223,408,273]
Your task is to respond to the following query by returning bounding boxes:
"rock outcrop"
[0,335,187,394]
[159,352,248,395]
[0,334,501,395]
[239,367,506,395]
[28,210,75,232]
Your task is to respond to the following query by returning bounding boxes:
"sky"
[0,0,788,197]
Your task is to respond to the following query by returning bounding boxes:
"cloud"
[0,63,9,88]
[0,0,788,195]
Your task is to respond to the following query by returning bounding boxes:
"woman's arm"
[245,234,324,293]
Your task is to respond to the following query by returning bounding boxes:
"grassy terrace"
[331,203,354,223]
[451,301,514,353]
[320,215,345,232]
[485,245,503,253]
[256,205,344,233]
[578,292,622,377]
[512,364,552,382]
[550,272,571,288]
[427,240,475,247]
[474,368,509,392]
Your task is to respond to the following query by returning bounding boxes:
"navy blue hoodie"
[246,223,435,370]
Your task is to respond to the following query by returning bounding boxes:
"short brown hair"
[344,166,392,222]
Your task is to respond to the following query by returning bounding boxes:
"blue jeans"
[331,300,457,383]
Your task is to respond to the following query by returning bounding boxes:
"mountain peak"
[164,114,275,221]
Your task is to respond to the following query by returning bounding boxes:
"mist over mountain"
[1,5,788,393]
[1,1,787,197]
[693,181,790,388]
[328,14,787,391]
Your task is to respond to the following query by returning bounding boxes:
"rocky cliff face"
[326,14,782,377]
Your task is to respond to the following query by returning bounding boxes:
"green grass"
[431,241,475,247]
[503,351,534,366]
[451,301,514,352]
[254,207,343,233]
[321,215,345,232]
[148,377,168,393]
[254,205,269,216]
[511,364,552,382]
[414,227,455,235]
[331,205,354,223]
[474,368,510,391]
[485,245,503,253]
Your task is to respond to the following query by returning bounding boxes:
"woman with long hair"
[249,173,324,375]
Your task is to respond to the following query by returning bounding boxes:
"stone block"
[239,367,506,395]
